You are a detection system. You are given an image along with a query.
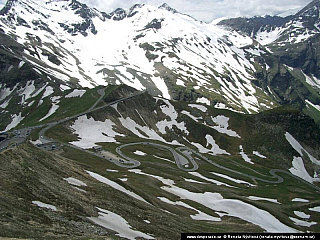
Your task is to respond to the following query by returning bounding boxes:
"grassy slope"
[0,144,267,239]
[3,87,320,237]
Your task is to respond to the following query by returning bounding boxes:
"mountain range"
[0,0,320,238]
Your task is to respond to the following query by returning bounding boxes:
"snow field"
[32,201,57,211]
[41,86,54,99]
[158,197,221,221]
[129,169,298,232]
[88,207,154,240]
[70,115,124,148]
[0,98,11,109]
[65,89,86,98]
[189,172,235,188]
[289,217,317,228]
[19,81,36,104]
[309,206,320,213]
[294,211,310,219]
[253,151,267,159]
[210,115,240,138]
[156,98,189,135]
[247,196,280,204]
[196,97,210,106]
[285,132,320,165]
[188,104,207,112]
[4,113,24,132]
[211,172,255,187]
[183,178,207,184]
[0,85,16,101]
[191,135,230,156]
[255,27,284,45]
[106,169,119,173]
[153,155,175,164]
[289,157,315,184]
[86,171,149,204]
[239,145,254,164]
[133,150,147,156]
[70,100,188,149]
[285,132,320,183]
[39,96,61,122]
[1,0,269,113]
[292,198,309,203]
[181,110,202,122]
[64,177,87,187]
[113,101,182,145]
[306,100,320,112]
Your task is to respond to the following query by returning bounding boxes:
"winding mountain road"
[117,142,320,192]
[2,87,319,193]
[38,89,146,142]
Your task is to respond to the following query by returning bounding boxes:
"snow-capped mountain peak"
[158,3,178,14]
[1,0,320,118]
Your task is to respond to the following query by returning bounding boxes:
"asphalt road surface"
[116,142,199,171]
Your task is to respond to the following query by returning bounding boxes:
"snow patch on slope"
[86,171,149,204]
[70,115,124,148]
[32,201,57,211]
[255,27,284,45]
[289,157,317,184]
[156,98,189,135]
[64,177,87,187]
[210,115,240,138]
[247,196,280,204]
[188,104,207,112]
[158,197,221,221]
[4,113,24,131]
[191,135,230,156]
[65,89,86,98]
[253,151,267,159]
[39,96,61,122]
[189,172,235,188]
[20,81,36,104]
[239,145,254,164]
[211,172,255,187]
[196,97,210,106]
[289,217,317,228]
[0,86,16,101]
[88,207,154,240]
[41,86,54,99]
[129,169,298,233]
[309,206,320,213]
[285,132,320,166]
[134,150,147,156]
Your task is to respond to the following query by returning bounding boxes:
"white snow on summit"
[0,0,273,113]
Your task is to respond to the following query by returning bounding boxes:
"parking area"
[36,143,62,151]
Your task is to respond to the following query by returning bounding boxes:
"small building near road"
[93,146,103,152]
[0,132,8,142]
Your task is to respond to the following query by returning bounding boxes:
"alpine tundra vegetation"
[0,0,320,239]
